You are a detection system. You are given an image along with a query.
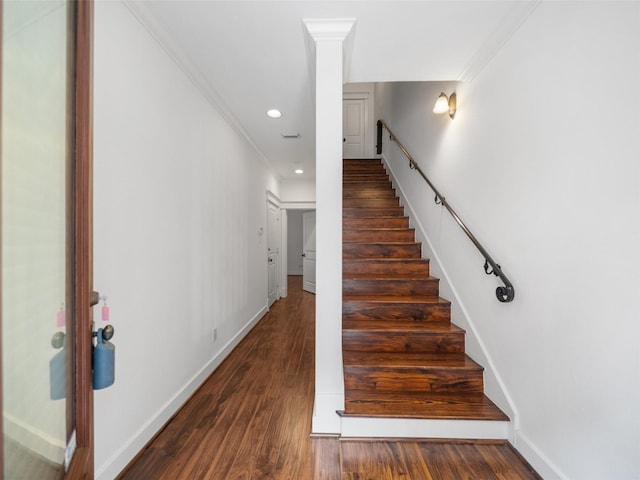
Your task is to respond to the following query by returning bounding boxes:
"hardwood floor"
[119,276,540,479]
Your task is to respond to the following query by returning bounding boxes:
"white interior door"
[302,211,316,294]
[267,201,280,306]
[343,98,366,158]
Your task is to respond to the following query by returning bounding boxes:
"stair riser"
[343,167,386,174]
[344,367,484,393]
[343,260,429,277]
[344,160,384,167]
[343,217,408,228]
[342,332,465,354]
[343,243,421,259]
[343,278,439,297]
[343,230,415,243]
[343,181,392,191]
[343,189,396,199]
[344,175,390,183]
[343,208,406,219]
[342,301,451,322]
[344,198,399,208]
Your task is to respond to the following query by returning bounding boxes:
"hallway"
[119,276,539,479]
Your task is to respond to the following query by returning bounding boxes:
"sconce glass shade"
[433,92,457,119]
[433,93,449,114]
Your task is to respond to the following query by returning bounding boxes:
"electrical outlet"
[212,328,218,342]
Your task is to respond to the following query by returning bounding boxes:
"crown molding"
[302,18,357,97]
[458,1,541,83]
[303,18,356,42]
[121,0,279,177]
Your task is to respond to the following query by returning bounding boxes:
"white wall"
[93,2,279,478]
[287,210,304,275]
[376,3,640,479]
[279,179,316,203]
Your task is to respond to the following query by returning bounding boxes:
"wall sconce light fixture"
[433,92,456,119]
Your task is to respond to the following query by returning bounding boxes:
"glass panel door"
[2,1,74,478]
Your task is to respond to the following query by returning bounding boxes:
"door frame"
[67,0,95,475]
[280,201,316,296]
[0,0,95,476]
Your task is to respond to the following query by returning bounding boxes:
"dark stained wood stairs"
[341,158,508,427]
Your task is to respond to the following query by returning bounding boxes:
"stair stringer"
[380,153,519,441]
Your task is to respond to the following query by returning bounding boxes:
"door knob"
[93,324,114,341]
[301,253,306,257]
[51,331,65,349]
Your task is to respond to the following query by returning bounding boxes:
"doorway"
[267,200,280,307]
[343,98,367,158]
[285,210,316,294]
[302,211,316,294]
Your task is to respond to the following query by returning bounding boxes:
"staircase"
[340,158,508,438]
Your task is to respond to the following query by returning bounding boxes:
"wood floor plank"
[119,276,539,480]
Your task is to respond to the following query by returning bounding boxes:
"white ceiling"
[126,1,538,180]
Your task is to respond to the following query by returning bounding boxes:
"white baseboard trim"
[311,393,344,434]
[340,416,509,440]
[514,430,567,480]
[95,304,269,480]
[3,412,65,464]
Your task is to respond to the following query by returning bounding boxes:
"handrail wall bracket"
[377,119,515,303]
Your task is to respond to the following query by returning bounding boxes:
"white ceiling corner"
[457,1,542,82]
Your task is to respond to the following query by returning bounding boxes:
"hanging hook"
[484,259,494,275]
[434,194,442,205]
[484,259,502,277]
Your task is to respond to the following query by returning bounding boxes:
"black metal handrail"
[377,119,515,303]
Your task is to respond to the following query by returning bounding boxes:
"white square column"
[304,19,355,434]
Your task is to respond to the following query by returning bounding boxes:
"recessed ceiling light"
[295,169,304,175]
[266,109,282,118]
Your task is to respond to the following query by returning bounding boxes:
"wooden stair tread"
[343,243,422,259]
[343,258,430,265]
[343,227,413,232]
[343,294,445,302]
[341,391,509,421]
[343,208,406,217]
[343,351,482,369]
[342,175,389,181]
[343,320,463,333]
[343,242,420,246]
[343,273,431,279]
[347,218,409,222]
[343,229,416,243]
